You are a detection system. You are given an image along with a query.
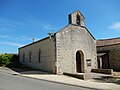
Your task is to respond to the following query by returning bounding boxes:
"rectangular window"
[86,59,91,67]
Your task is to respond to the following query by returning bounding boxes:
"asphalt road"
[0,71,94,90]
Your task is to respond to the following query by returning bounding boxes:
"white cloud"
[0,18,24,31]
[0,42,23,47]
[0,34,10,38]
[18,36,39,41]
[0,33,35,42]
[0,17,58,33]
[109,22,120,30]
[42,24,56,30]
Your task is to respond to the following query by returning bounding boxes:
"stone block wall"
[55,25,97,74]
[97,44,120,71]
[19,38,56,73]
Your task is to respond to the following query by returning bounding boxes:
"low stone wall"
[91,69,113,74]
[63,73,85,80]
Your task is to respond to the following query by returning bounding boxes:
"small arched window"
[76,14,80,25]
[29,51,32,62]
[23,53,25,62]
[38,49,41,63]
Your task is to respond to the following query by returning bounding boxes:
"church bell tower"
[68,10,85,27]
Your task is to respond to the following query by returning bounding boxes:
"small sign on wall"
[86,59,91,67]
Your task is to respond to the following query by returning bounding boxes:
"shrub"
[0,54,15,66]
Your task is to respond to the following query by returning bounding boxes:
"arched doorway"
[76,50,84,73]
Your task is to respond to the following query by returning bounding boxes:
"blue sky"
[0,0,120,53]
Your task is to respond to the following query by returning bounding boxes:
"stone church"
[19,10,97,74]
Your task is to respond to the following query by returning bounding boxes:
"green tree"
[0,54,13,65]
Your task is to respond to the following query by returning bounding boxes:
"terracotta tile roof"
[97,37,120,47]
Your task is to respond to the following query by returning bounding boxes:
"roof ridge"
[97,37,120,41]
